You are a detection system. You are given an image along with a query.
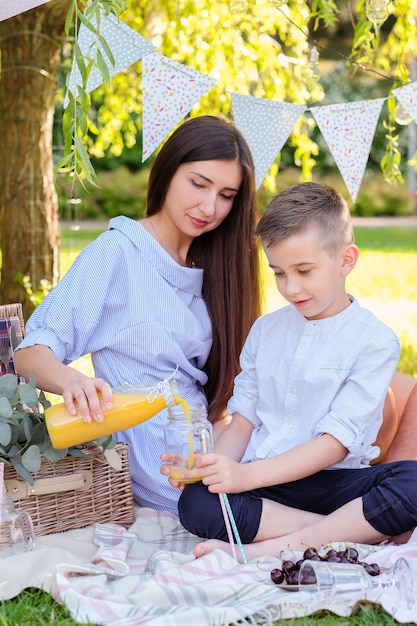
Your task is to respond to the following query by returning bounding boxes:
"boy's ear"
[341,243,359,276]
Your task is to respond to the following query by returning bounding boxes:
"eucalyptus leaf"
[29,422,49,445]
[67,447,89,458]
[0,421,12,446]
[21,445,42,473]
[0,396,13,419]
[10,458,35,486]
[96,435,116,448]
[44,444,69,463]
[20,414,33,443]
[0,374,18,400]
[18,383,40,408]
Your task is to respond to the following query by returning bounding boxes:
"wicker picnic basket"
[3,443,135,536]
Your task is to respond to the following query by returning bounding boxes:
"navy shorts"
[178,460,417,543]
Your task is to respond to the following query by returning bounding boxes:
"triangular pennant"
[231,93,306,189]
[65,11,155,106]
[310,98,385,203]
[392,81,417,123]
[141,53,217,160]
[0,0,51,20]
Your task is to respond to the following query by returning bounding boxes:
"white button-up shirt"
[228,299,400,468]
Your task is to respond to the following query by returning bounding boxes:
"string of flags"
[4,3,417,203]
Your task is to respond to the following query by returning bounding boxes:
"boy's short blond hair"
[257,182,354,257]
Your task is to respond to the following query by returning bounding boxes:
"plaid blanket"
[2,506,417,625]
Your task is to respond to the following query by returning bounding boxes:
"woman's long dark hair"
[147,115,261,422]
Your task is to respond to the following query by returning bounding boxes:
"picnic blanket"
[1,505,417,625]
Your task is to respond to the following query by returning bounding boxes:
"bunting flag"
[9,1,409,199]
[64,11,155,106]
[392,81,417,124]
[0,0,51,21]
[141,53,217,160]
[310,98,385,203]
[231,93,306,189]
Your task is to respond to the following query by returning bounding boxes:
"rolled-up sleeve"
[314,335,400,462]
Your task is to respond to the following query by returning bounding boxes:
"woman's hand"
[160,452,191,491]
[62,375,113,424]
[15,345,112,424]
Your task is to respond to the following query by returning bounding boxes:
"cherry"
[341,547,359,562]
[324,549,338,559]
[303,547,319,560]
[286,569,300,585]
[270,544,380,587]
[326,554,341,562]
[363,562,381,576]
[270,568,285,584]
[282,559,296,574]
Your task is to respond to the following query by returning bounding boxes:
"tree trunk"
[0,0,71,320]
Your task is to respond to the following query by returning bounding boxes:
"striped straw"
[219,492,248,564]
[218,492,238,561]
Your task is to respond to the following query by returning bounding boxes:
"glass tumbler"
[298,558,408,610]
[0,492,36,557]
[164,402,213,483]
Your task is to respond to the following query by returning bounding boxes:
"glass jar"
[164,402,213,483]
[0,490,36,557]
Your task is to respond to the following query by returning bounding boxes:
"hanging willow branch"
[55,0,126,187]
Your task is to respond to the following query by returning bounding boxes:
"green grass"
[0,588,403,626]
[2,223,416,626]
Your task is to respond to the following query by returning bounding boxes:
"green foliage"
[56,0,127,185]
[57,165,149,220]
[0,374,113,485]
[56,0,417,192]
[13,274,53,308]
[60,163,412,222]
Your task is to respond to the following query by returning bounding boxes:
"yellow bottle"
[45,388,187,449]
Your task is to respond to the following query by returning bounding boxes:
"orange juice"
[45,392,187,449]
[164,402,213,483]
[169,469,203,483]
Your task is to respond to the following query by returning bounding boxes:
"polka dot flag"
[64,12,155,107]
[392,81,417,124]
[231,93,306,189]
[141,52,217,161]
[310,98,385,203]
[58,8,406,198]
[0,0,51,21]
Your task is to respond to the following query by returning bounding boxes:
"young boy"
[174,182,417,561]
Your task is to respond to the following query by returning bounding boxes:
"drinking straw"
[218,492,238,561]
[219,492,248,564]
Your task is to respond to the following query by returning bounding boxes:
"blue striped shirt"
[19,216,212,514]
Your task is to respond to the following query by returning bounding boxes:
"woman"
[14,115,262,516]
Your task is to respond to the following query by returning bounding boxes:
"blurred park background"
[0,0,415,376]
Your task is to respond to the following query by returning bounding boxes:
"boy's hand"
[193,453,245,494]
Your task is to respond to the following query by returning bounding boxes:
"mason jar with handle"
[164,402,213,483]
[0,488,36,556]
